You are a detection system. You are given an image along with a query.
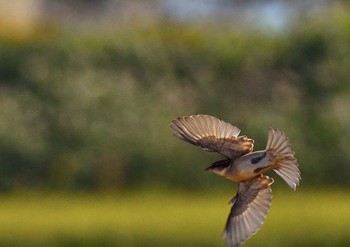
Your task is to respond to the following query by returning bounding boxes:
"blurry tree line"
[0,13,350,192]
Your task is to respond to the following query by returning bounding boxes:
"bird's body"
[170,114,301,247]
[226,151,271,182]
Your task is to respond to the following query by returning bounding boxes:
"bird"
[170,114,301,247]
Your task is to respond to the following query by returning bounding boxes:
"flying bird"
[170,114,301,247]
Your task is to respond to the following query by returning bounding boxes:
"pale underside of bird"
[170,114,301,247]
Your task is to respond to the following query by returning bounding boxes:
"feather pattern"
[224,176,274,247]
[170,115,254,159]
[266,128,301,190]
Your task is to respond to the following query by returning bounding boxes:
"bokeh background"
[0,0,349,246]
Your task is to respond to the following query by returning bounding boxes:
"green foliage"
[1,15,350,191]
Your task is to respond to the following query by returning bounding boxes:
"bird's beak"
[205,159,230,173]
[204,165,214,172]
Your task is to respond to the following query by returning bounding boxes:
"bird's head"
[205,159,231,177]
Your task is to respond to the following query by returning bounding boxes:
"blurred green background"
[0,1,349,246]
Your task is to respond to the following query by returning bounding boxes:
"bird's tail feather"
[266,128,301,190]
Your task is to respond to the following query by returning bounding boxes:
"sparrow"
[170,114,301,247]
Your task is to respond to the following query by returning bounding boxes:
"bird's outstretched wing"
[224,175,274,247]
[170,115,254,159]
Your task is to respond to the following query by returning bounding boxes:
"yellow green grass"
[0,189,349,247]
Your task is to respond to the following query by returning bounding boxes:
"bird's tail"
[266,128,301,190]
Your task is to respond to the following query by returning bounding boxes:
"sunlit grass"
[0,189,349,247]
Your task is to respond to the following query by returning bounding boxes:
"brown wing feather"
[170,115,254,159]
[224,175,274,247]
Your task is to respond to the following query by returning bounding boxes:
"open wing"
[224,175,274,247]
[170,115,254,159]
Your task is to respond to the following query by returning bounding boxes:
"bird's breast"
[226,151,271,182]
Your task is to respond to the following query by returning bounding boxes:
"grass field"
[0,188,349,247]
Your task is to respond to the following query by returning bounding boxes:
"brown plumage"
[170,114,301,247]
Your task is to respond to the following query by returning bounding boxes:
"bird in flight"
[170,114,301,247]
